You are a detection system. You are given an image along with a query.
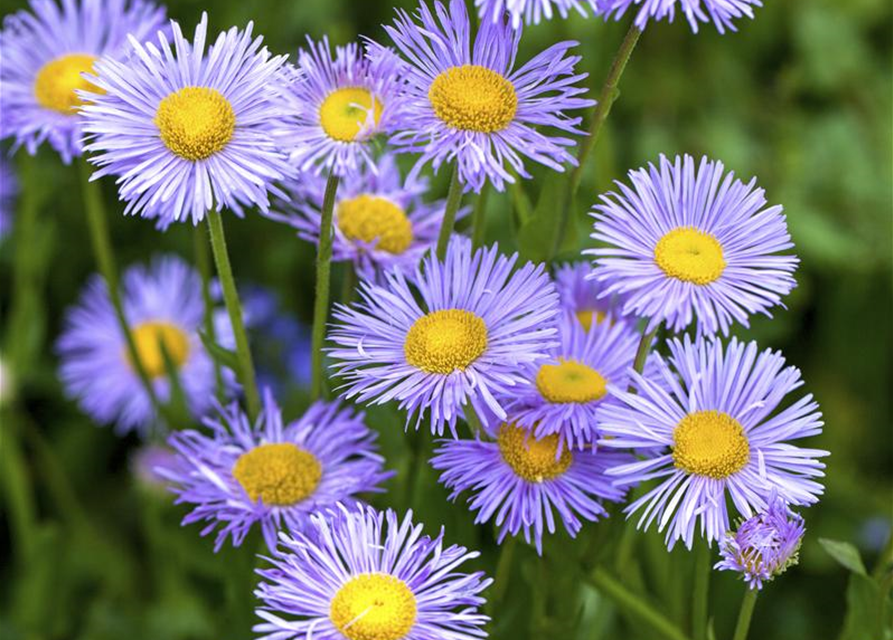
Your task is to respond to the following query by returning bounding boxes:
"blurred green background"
[1,0,891,639]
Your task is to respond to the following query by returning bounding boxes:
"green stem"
[435,165,463,261]
[399,430,425,511]
[731,589,758,640]
[310,174,340,401]
[632,323,661,379]
[551,23,642,260]
[487,536,516,613]
[588,568,692,640]
[341,263,357,305]
[79,160,174,425]
[206,209,260,420]
[692,542,711,640]
[463,402,483,438]
[194,224,224,402]
[471,183,490,250]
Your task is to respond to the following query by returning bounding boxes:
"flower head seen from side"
[716,492,806,590]
[599,335,828,549]
[586,154,798,336]
[266,154,456,278]
[329,238,560,436]
[555,261,632,331]
[81,13,290,226]
[477,0,598,28]
[56,255,234,435]
[0,157,17,241]
[432,422,631,554]
[255,503,491,640]
[164,392,392,551]
[597,0,762,33]
[0,0,168,163]
[274,37,404,177]
[504,311,642,452]
[376,0,595,193]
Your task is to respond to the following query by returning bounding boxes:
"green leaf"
[519,171,572,262]
[198,330,239,372]
[819,538,868,575]
[839,573,885,640]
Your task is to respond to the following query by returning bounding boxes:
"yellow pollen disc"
[428,64,517,133]
[154,86,236,161]
[330,573,417,640]
[535,358,607,404]
[575,309,607,331]
[672,410,750,480]
[232,443,322,506]
[129,321,191,378]
[337,195,413,254]
[404,309,488,374]
[498,423,572,483]
[319,87,383,142]
[654,227,726,285]
[34,53,104,114]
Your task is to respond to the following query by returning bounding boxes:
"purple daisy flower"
[597,0,762,33]
[56,255,235,435]
[163,392,393,552]
[585,154,798,336]
[329,238,560,436]
[0,0,167,163]
[265,154,458,278]
[716,492,805,590]
[80,13,291,226]
[504,311,642,452]
[374,0,595,193]
[254,503,492,640]
[598,335,828,549]
[0,157,17,241]
[432,422,631,554]
[274,37,404,177]
[130,443,182,490]
[477,0,599,28]
[555,261,632,331]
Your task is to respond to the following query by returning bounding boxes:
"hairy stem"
[435,164,463,260]
[310,174,340,400]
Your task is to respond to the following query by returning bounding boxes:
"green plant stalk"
[435,164,463,260]
[731,589,758,640]
[206,209,261,420]
[692,541,711,640]
[79,160,175,425]
[588,568,692,640]
[310,174,341,400]
[487,535,516,613]
[471,183,490,249]
[194,224,225,401]
[550,22,643,260]
[632,323,661,378]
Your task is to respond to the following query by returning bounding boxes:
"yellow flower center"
[34,53,104,114]
[232,443,322,506]
[535,358,607,404]
[672,410,750,480]
[404,309,488,374]
[428,64,517,133]
[154,86,236,161]
[337,195,413,254]
[330,573,417,640]
[654,227,726,285]
[319,87,383,142]
[575,309,607,331]
[128,321,191,378]
[498,423,572,482]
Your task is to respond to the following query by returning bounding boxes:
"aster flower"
[254,503,492,640]
[598,335,828,549]
[375,0,595,193]
[266,154,458,278]
[56,255,235,435]
[597,0,762,33]
[504,311,642,452]
[164,392,392,551]
[130,443,181,490]
[555,261,631,331]
[432,422,631,554]
[80,13,291,226]
[585,154,798,336]
[0,157,17,241]
[477,0,598,28]
[274,37,404,177]
[329,238,560,436]
[716,492,805,590]
[0,0,167,163]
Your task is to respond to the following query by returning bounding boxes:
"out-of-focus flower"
[477,0,598,28]
[597,0,762,34]
[0,157,17,241]
[554,262,632,331]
